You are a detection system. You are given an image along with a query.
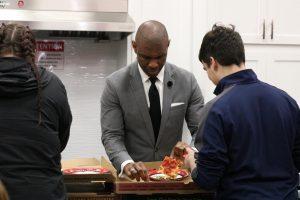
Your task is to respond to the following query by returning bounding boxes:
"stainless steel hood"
[0,10,135,32]
[0,0,135,37]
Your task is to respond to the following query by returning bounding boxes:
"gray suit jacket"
[101,61,204,171]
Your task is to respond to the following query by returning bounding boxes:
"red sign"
[36,41,64,52]
[36,40,65,70]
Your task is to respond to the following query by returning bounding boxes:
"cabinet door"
[266,48,300,104]
[207,0,266,44]
[245,45,300,103]
[267,0,300,45]
[245,46,268,81]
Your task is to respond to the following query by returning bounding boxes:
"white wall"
[128,0,193,70]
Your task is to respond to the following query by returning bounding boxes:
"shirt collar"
[138,63,165,83]
[214,69,259,95]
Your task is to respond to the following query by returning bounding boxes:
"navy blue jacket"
[192,69,300,200]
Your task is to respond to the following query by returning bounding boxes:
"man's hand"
[183,146,197,172]
[171,141,189,161]
[123,162,149,181]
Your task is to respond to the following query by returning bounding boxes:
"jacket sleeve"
[293,110,300,171]
[101,78,132,172]
[191,109,229,190]
[186,73,204,144]
[57,81,72,152]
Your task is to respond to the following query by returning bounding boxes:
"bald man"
[101,20,204,181]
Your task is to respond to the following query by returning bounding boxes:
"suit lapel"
[156,63,174,147]
[129,62,155,146]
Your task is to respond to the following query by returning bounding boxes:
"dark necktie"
[148,77,161,142]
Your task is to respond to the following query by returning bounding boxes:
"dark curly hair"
[0,23,42,125]
[199,24,245,67]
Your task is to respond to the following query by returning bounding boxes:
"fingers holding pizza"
[171,141,189,161]
[171,141,197,172]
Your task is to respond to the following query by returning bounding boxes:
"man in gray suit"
[101,20,204,181]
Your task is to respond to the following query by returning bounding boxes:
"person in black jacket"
[0,23,72,200]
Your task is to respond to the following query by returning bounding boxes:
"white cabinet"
[245,45,300,104]
[207,0,300,45]
[266,49,300,103]
[244,49,267,80]
[205,0,300,103]
[128,0,300,105]
[207,0,265,44]
[266,0,300,44]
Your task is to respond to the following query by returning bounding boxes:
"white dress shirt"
[119,64,165,177]
[138,63,164,111]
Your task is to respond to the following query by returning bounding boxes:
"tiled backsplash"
[46,38,127,159]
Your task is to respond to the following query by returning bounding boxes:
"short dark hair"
[199,24,245,66]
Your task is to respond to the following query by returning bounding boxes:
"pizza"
[172,142,188,160]
[160,156,182,178]
[62,167,110,175]
[148,156,189,181]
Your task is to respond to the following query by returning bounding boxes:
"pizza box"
[61,157,115,183]
[100,158,212,195]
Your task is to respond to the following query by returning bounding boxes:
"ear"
[132,40,137,54]
[210,57,218,72]
[167,39,170,47]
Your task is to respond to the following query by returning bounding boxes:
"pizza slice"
[148,156,189,181]
[159,156,182,178]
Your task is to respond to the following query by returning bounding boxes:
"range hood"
[0,0,135,38]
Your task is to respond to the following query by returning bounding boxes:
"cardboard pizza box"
[61,157,115,183]
[100,158,212,195]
